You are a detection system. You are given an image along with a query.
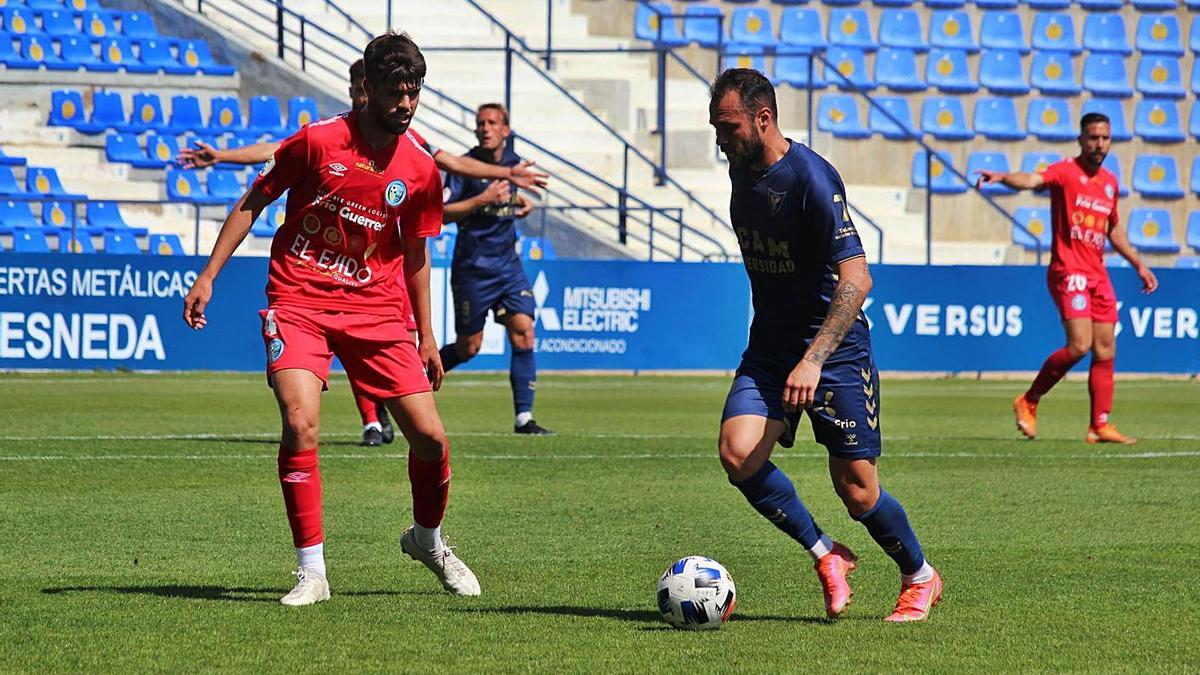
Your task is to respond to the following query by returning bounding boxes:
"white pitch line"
[0,451,1197,462]
[2,432,1200,443]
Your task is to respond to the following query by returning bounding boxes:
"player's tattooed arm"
[803,256,872,367]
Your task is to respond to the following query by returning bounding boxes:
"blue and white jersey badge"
[385,179,407,207]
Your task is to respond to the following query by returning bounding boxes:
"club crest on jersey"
[268,338,284,362]
[767,188,787,217]
[1104,184,1114,199]
[385,180,407,207]
[1071,294,1088,311]
[259,156,276,177]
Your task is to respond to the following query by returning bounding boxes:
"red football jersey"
[254,110,442,316]
[1040,157,1119,278]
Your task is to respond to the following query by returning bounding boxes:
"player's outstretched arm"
[443,179,510,223]
[182,186,274,330]
[1108,222,1159,294]
[975,169,1044,192]
[402,235,443,390]
[176,141,280,169]
[435,153,548,191]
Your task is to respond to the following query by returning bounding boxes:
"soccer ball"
[656,556,737,630]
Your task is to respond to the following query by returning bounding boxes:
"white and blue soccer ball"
[656,556,737,630]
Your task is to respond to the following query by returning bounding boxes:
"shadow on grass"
[456,605,835,625]
[41,585,429,602]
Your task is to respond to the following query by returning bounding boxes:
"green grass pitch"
[1,372,1197,672]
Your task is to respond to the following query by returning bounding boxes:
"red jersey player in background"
[178,58,547,448]
[976,113,1158,444]
[182,32,481,606]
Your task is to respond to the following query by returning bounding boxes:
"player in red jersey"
[182,33,481,605]
[177,58,548,448]
[977,113,1158,444]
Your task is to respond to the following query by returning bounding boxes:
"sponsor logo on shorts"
[268,338,284,362]
[302,213,322,234]
[1071,293,1088,311]
[385,180,407,206]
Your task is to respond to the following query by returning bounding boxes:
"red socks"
[278,448,323,548]
[1027,347,1083,402]
[408,447,451,529]
[1089,358,1115,429]
[353,390,379,426]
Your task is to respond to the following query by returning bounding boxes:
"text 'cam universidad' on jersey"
[1040,157,1119,279]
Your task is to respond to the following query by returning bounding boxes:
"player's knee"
[408,423,448,461]
[833,480,876,516]
[510,328,535,351]
[1066,340,1090,360]
[1093,340,1116,361]
[456,336,483,361]
[717,437,755,481]
[281,411,320,448]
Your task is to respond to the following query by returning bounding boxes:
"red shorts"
[1047,270,1118,323]
[259,305,431,399]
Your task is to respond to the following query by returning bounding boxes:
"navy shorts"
[721,347,882,459]
[451,267,535,335]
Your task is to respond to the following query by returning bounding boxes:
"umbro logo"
[283,471,311,483]
[328,162,347,177]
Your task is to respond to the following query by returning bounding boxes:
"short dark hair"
[1080,112,1110,132]
[709,68,777,120]
[477,102,509,126]
[349,58,364,84]
[363,32,426,88]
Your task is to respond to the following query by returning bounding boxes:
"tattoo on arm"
[803,277,866,367]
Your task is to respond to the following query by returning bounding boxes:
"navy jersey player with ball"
[709,69,941,622]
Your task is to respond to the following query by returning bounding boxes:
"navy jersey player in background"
[710,69,941,622]
[439,103,552,435]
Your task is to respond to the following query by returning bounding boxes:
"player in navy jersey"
[710,69,940,622]
[438,103,551,435]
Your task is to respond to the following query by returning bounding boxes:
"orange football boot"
[814,542,857,619]
[1086,424,1137,445]
[1012,394,1037,439]
[885,568,942,623]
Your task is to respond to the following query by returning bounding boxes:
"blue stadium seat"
[1127,209,1179,253]
[1026,98,1074,141]
[142,133,178,170]
[634,2,685,46]
[925,48,977,92]
[928,10,976,52]
[176,39,235,76]
[252,203,287,238]
[966,151,1015,195]
[1191,101,1200,140]
[973,97,1024,140]
[1193,62,1200,97]
[1134,99,1185,143]
[1136,15,1183,56]
[817,94,871,138]
[1031,13,1079,55]
[1188,212,1200,251]
[13,230,51,254]
[126,92,164,133]
[921,96,973,140]
[288,97,319,131]
[41,200,78,234]
[1191,16,1200,53]
[60,36,118,72]
[870,0,914,4]
[1136,56,1185,99]
[2,8,42,36]
[867,96,917,139]
[518,236,556,261]
[1026,0,1070,8]
[103,231,141,254]
[0,30,39,69]
[875,48,924,92]
[1078,0,1123,9]
[1082,14,1129,55]
[0,147,25,166]
[49,90,86,128]
[0,167,29,198]
[980,12,1026,53]
[82,11,118,39]
[979,50,1029,95]
[923,0,966,10]
[975,0,1017,7]
[121,11,158,39]
[101,36,156,73]
[27,1,66,12]
[147,233,184,256]
[206,169,245,202]
[104,133,143,165]
[138,38,195,75]
[1081,98,1132,142]
[720,46,768,76]
[165,94,203,134]
[166,169,219,204]
[774,53,826,89]
[247,96,286,137]
[1030,51,1080,96]
[682,5,722,47]
[877,10,925,51]
[1083,54,1132,97]
[41,10,81,38]
[825,47,874,90]
[1132,156,1184,199]
[729,8,776,48]
[59,232,97,255]
[87,201,147,235]
[26,166,84,200]
[779,8,824,50]
[22,34,74,71]
[207,96,242,133]
[828,8,876,50]
[1192,155,1200,196]
[0,200,38,234]
[67,0,101,10]
[1102,154,1128,197]
[72,90,125,135]
[911,150,967,194]
[1131,0,1180,8]
[1012,206,1052,251]
[1021,151,1061,176]
[1176,256,1200,270]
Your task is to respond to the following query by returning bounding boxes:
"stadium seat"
[924,0,966,7]
[13,230,51,254]
[1078,0,1123,9]
[1136,56,1185,99]
[1026,0,1070,8]
[165,94,203,134]
[1080,98,1132,142]
[1134,99,1185,143]
[82,10,118,39]
[966,151,1015,195]
[1132,156,1184,199]
[980,12,1026,53]
[125,92,165,133]
[682,5,722,48]
[0,30,39,69]
[0,167,28,198]
[41,10,81,38]
[207,96,243,133]
[779,8,825,50]
[1191,101,1200,140]
[246,96,287,137]
[729,8,776,48]
[973,97,1024,141]
[1026,98,1074,141]
[921,97,973,140]
[1083,54,1132,98]
[1012,206,1052,251]
[825,47,874,90]
[48,90,85,128]
[976,0,1017,7]
[0,199,38,234]
[720,45,767,76]
[147,233,184,255]
[2,8,42,36]
[1192,155,1200,196]
[911,150,967,194]
[1193,62,1200,97]
[1020,151,1061,176]
[0,147,26,166]
[1175,256,1200,269]
[1192,17,1200,53]
[1030,52,1079,96]
[1188,212,1200,251]
[22,34,75,71]
[875,48,924,92]
[926,48,977,93]
[41,200,77,234]
[774,53,826,89]
[177,40,236,76]
[634,2,685,46]
[1082,14,1130,55]
[73,90,125,135]
[1031,13,1079,55]
[928,11,977,52]
[1135,15,1182,56]
[206,169,245,202]
[828,9,876,50]
[1127,209,1179,253]
[252,203,286,238]
[141,133,178,170]
[518,236,556,261]
[817,94,871,138]
[103,231,141,254]
[1131,0,1180,8]
[59,232,97,254]
[60,36,119,72]
[86,201,147,235]
[26,167,84,200]
[1102,154,1128,197]
[138,38,195,75]
[979,50,1029,95]
[288,97,320,131]
[101,36,156,73]
[104,133,144,166]
[166,169,214,203]
[121,11,158,39]
[877,10,924,51]
[68,0,101,9]
[867,95,917,139]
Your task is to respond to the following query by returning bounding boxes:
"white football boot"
[279,567,330,606]
[400,527,482,596]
